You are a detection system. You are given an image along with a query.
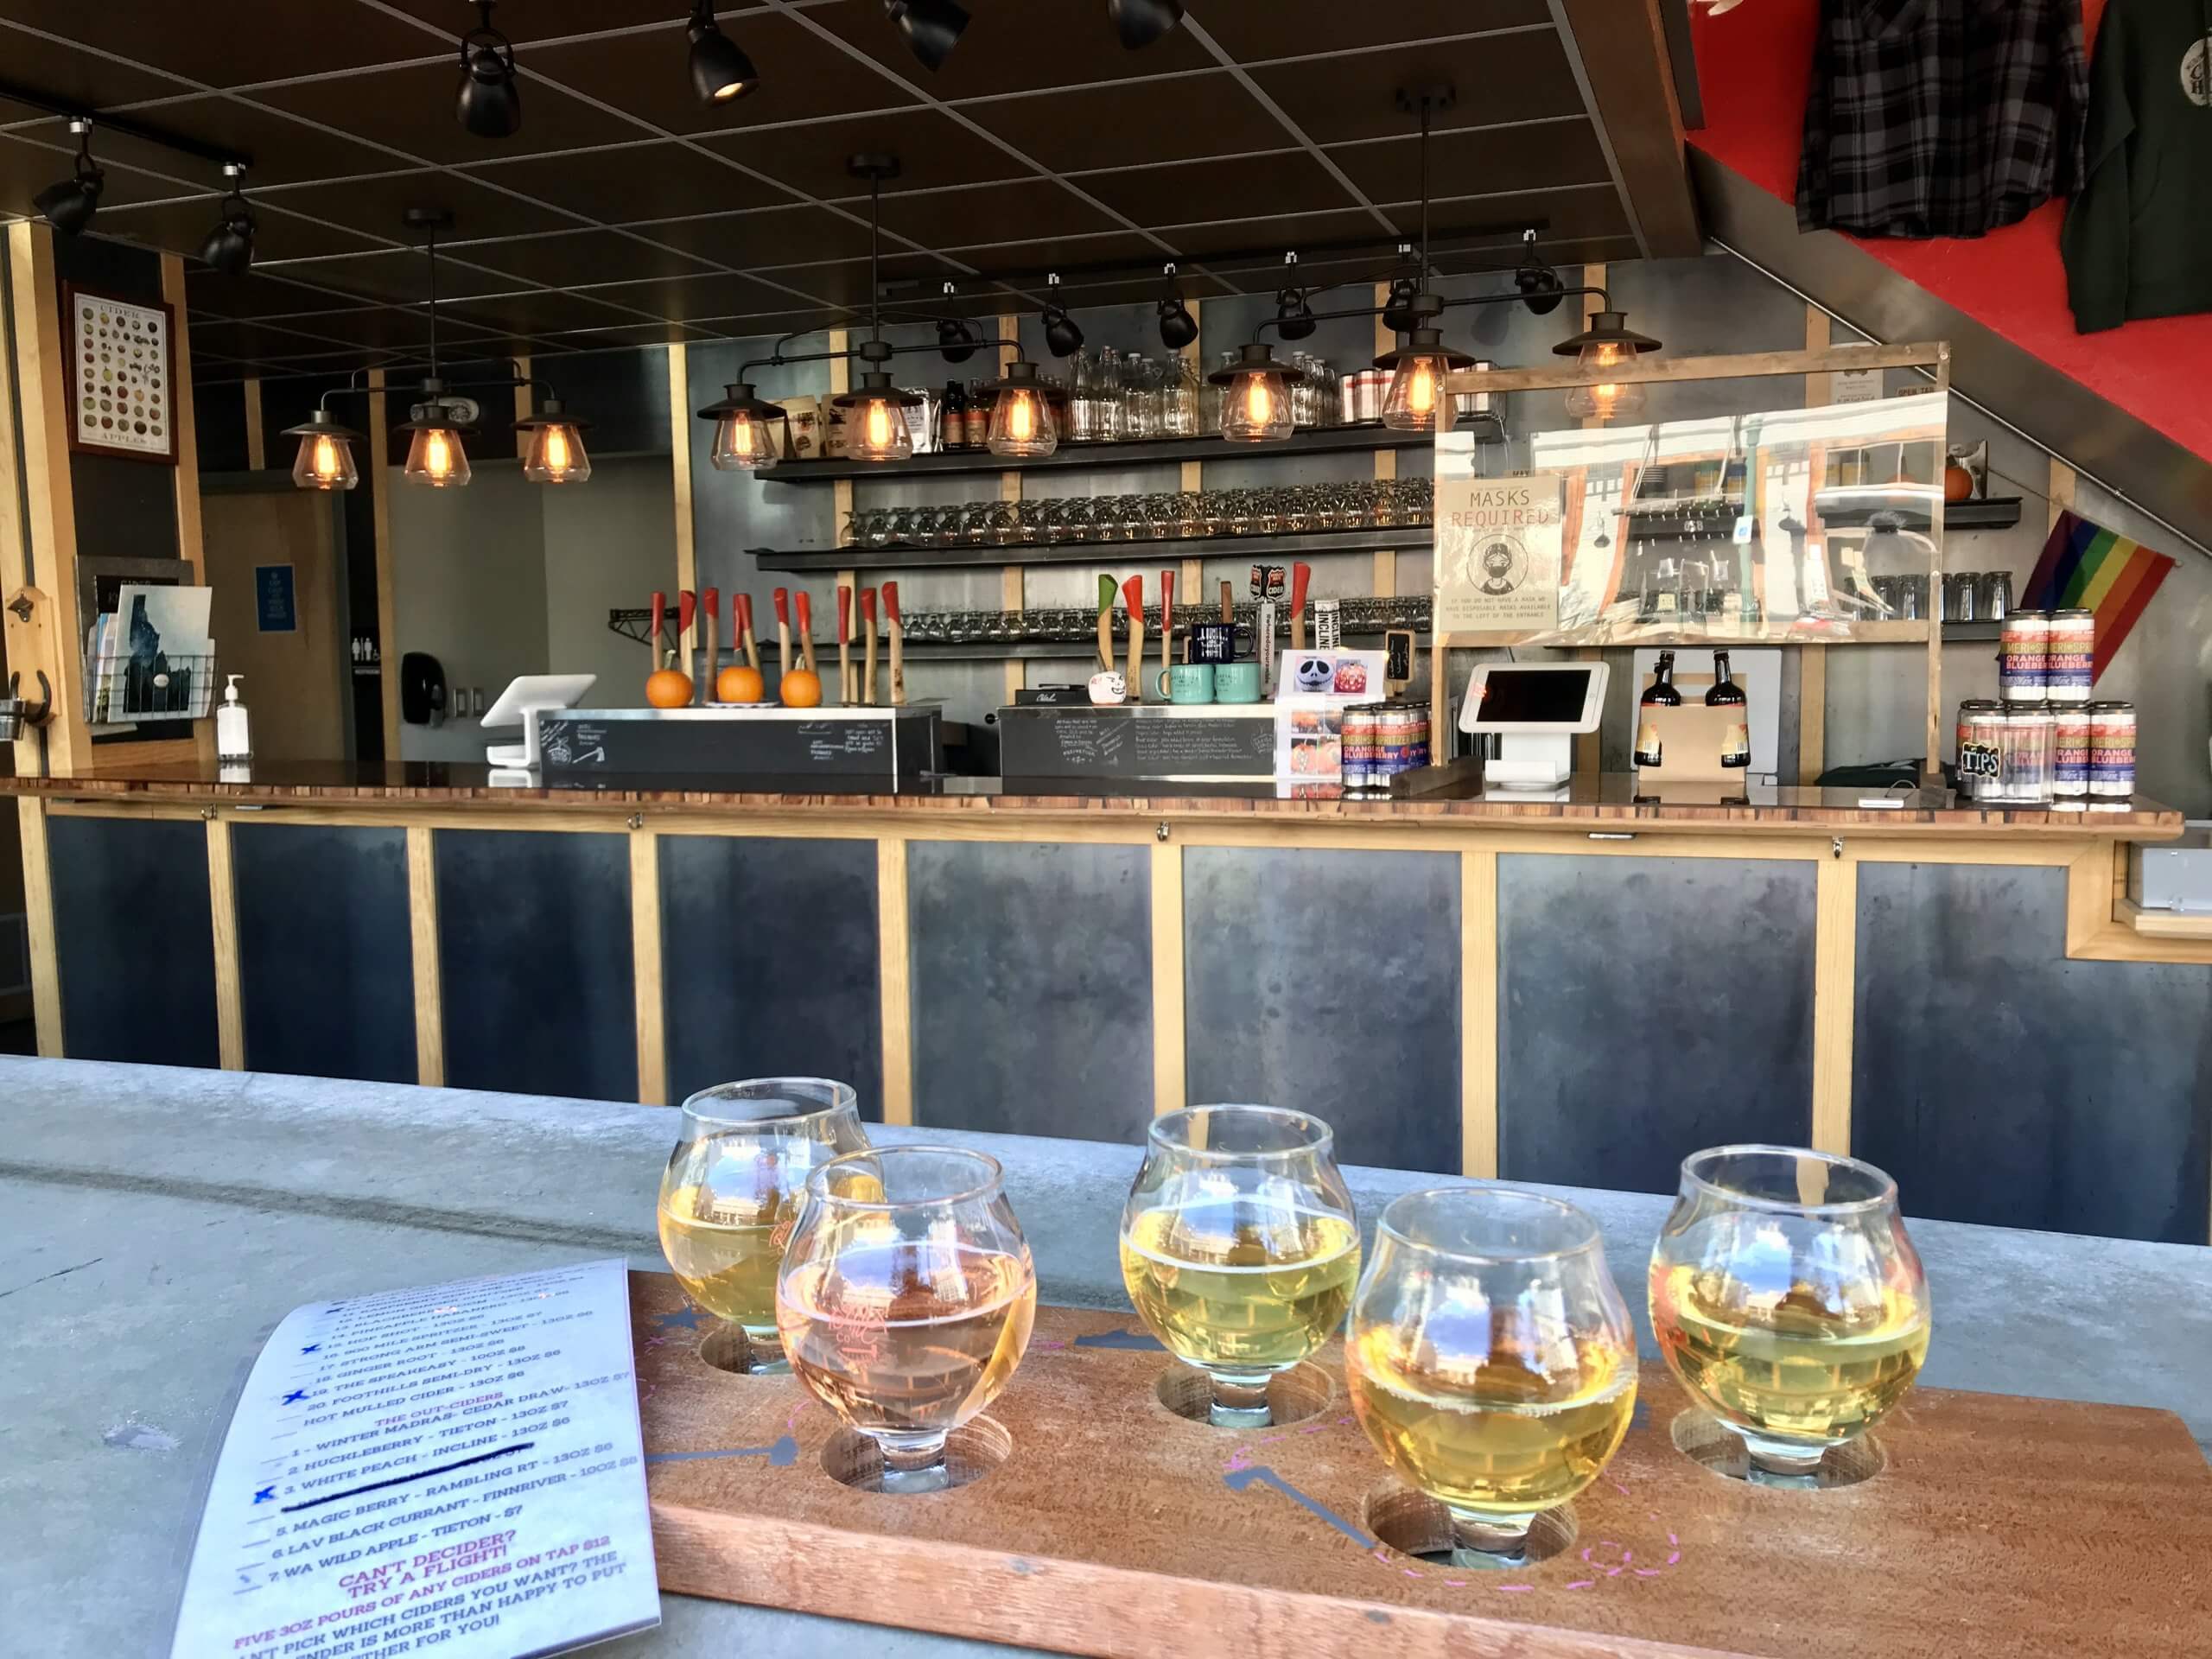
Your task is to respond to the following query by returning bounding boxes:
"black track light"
[688,2,759,104]
[937,317,983,364]
[456,1,521,139]
[1515,228,1566,315]
[1381,273,1421,336]
[1041,275,1084,357]
[885,0,968,71]
[1156,265,1198,351]
[197,164,257,275]
[1274,287,1317,341]
[1109,0,1185,48]
[35,119,104,237]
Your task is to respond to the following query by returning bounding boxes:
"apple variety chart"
[168,1259,658,1659]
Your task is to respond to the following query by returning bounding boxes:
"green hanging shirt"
[2063,0,2212,331]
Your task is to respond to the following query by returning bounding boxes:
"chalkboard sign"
[537,709,939,786]
[998,709,1274,780]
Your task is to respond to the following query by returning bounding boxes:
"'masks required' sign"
[1433,472,1565,634]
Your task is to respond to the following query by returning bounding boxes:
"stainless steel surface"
[2131,828,2212,913]
[556,704,942,723]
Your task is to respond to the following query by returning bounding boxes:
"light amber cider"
[1120,1205,1359,1373]
[658,1183,791,1332]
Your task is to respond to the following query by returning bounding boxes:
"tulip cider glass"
[1345,1187,1638,1567]
[1119,1105,1360,1427]
[1649,1145,1931,1478]
[777,1146,1037,1495]
[656,1078,871,1374]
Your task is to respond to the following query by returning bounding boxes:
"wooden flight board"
[631,1274,2212,1659]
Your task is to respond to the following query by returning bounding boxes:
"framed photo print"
[64,283,177,464]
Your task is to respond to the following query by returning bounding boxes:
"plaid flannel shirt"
[1799,0,2090,238]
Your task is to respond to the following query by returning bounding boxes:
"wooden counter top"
[0,760,2183,840]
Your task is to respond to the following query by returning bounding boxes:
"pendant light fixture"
[885,0,967,70]
[1155,264,1198,351]
[1555,310,1662,423]
[197,163,257,275]
[1108,0,1185,48]
[1211,343,1300,443]
[1041,275,1084,358]
[699,382,785,470]
[983,359,1058,458]
[828,156,922,463]
[456,2,521,139]
[34,119,103,236]
[687,1,759,104]
[1373,84,1471,435]
[395,207,474,488]
[1274,257,1317,341]
[514,397,592,484]
[279,408,365,492]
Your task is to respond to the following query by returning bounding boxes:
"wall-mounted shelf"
[760,423,1432,482]
[1815,496,2024,531]
[751,524,1434,574]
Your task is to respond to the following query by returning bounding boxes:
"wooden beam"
[207,815,244,1070]
[243,378,266,471]
[369,368,400,761]
[876,836,913,1126]
[2048,458,2077,533]
[7,221,84,774]
[406,824,443,1087]
[1571,262,1607,791]
[631,827,666,1106]
[1446,343,1947,396]
[512,353,534,458]
[1460,849,1498,1179]
[1810,853,1857,1155]
[162,252,216,770]
[666,345,696,599]
[1798,644,1827,785]
[1150,839,1185,1116]
[1549,0,1700,257]
[16,798,62,1057]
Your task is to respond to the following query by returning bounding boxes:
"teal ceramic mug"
[1153,662,1215,703]
[1213,662,1262,703]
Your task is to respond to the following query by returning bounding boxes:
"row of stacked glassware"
[1053,347,1345,442]
[839,478,1433,550]
[659,1083,1933,1560]
[881,594,1431,645]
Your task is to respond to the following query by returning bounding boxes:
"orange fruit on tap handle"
[716,664,766,703]
[779,668,823,708]
[646,668,694,709]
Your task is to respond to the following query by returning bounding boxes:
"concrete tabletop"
[3,1058,2207,1657]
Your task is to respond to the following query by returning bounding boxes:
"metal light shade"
[456,4,521,138]
[279,412,364,493]
[885,0,968,70]
[402,423,473,488]
[1042,303,1084,358]
[830,371,918,462]
[1274,288,1317,341]
[1109,0,1185,48]
[34,168,101,236]
[198,200,256,275]
[1554,310,1659,424]
[1209,343,1302,444]
[1375,327,1473,433]
[699,382,784,470]
[688,13,759,103]
[516,401,592,484]
[984,362,1058,459]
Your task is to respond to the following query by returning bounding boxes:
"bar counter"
[6,762,2209,1245]
[3,1059,2209,1658]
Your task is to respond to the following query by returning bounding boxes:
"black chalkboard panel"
[537,709,940,785]
[996,708,1275,780]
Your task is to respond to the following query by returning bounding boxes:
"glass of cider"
[1120,1105,1360,1427]
[777,1147,1037,1494]
[1346,1188,1637,1567]
[657,1078,870,1374]
[1649,1145,1931,1478]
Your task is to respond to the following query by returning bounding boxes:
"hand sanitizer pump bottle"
[217,674,252,763]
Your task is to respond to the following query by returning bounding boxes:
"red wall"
[1689,0,2212,462]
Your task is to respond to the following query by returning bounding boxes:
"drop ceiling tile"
[248,304,467,350]
[447,226,721,286]
[1405,188,1630,246]
[459,140,788,224]
[0,3,442,87]
[443,288,661,334]
[571,270,817,320]
[1150,207,1392,262]
[374,1,766,44]
[0,24,198,109]
[1325,119,1611,202]
[257,168,585,242]
[962,73,1292,175]
[183,267,391,320]
[1077,152,1360,229]
[1202,1,1554,61]
[1246,34,1585,147]
[88,197,387,264]
[700,106,1029,200]
[872,178,1122,251]
[639,202,874,267]
[742,251,960,308]
[251,249,530,305]
[807,0,1216,101]
[924,229,1168,281]
[188,317,386,359]
[0,135,197,219]
[528,321,696,351]
[525,10,922,137]
[71,97,403,188]
[248,61,645,167]
[666,308,848,344]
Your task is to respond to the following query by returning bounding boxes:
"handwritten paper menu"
[169,1260,658,1659]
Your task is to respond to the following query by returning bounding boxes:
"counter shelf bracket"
[1834,836,1846,859]
[1156,820,1171,842]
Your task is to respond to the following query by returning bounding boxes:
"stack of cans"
[1985,607,2131,807]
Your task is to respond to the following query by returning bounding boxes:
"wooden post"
[16,798,62,1056]
[207,814,245,1071]
[876,836,913,1127]
[1000,313,1025,706]
[369,368,400,761]
[6,221,85,775]
[513,354,535,458]
[407,824,443,1087]
[666,345,696,600]
[1800,306,1831,785]
[1150,838,1185,1116]
[1460,849,1498,1179]
[242,378,266,471]
[631,826,666,1106]
[161,252,216,769]
[1810,851,1858,1155]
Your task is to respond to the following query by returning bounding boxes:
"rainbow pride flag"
[2020,510,2174,683]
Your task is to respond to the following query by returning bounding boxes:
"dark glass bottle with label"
[1706,649,1751,768]
[1634,650,1678,767]
[939,380,968,452]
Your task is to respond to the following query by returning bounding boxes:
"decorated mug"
[1190,621,1238,664]
[1153,662,1215,704]
[1213,662,1262,703]
[1088,670,1128,706]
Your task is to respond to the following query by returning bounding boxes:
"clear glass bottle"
[1163,354,1202,437]
[1095,346,1123,442]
